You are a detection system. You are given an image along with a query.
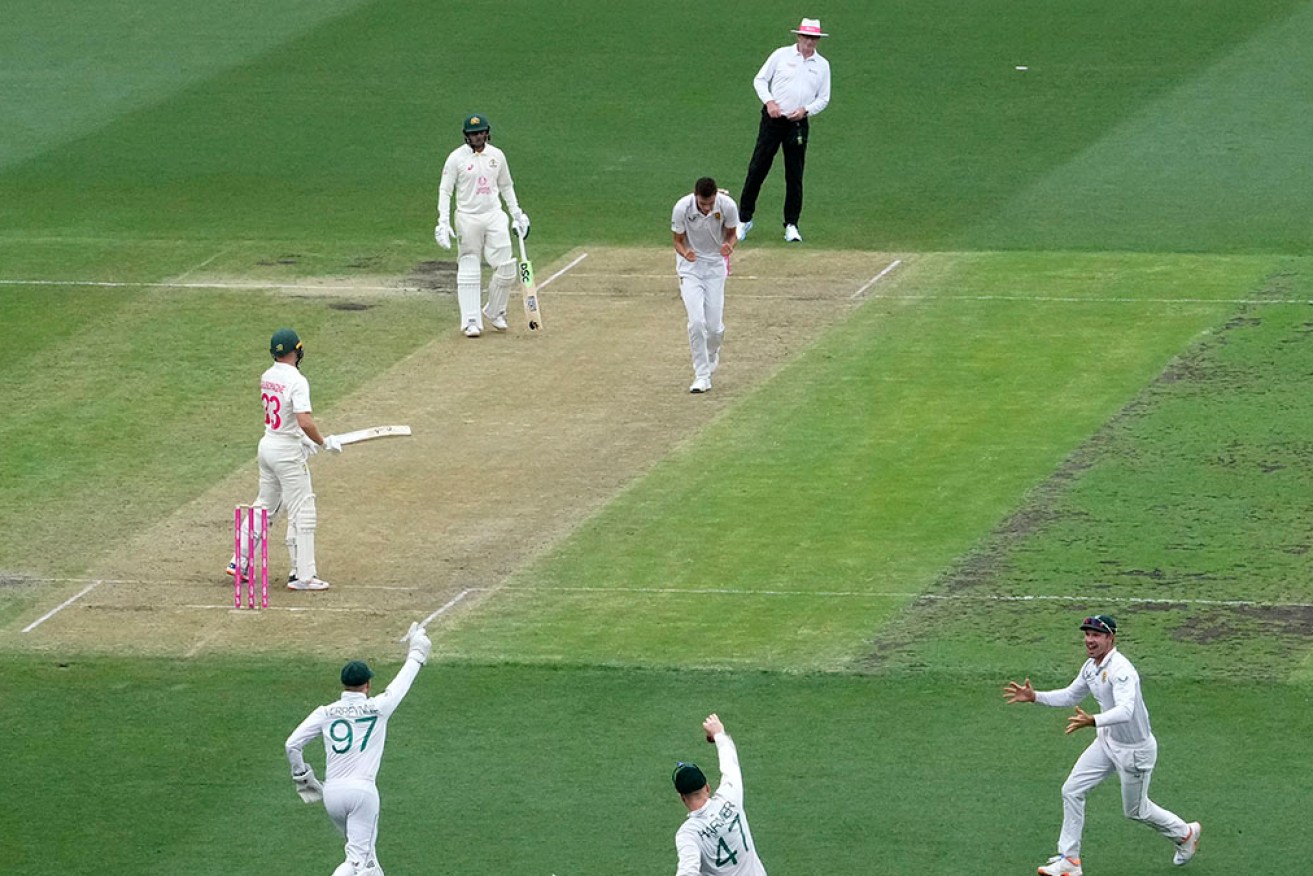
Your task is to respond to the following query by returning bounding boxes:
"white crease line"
[184,628,223,659]
[0,278,408,292]
[172,246,234,282]
[851,259,904,299]
[494,585,1313,610]
[20,581,1313,615]
[416,588,473,628]
[535,253,588,290]
[181,604,386,613]
[21,581,102,632]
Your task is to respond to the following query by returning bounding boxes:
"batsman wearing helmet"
[227,328,341,591]
[434,113,531,337]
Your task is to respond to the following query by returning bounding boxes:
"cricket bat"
[336,425,412,446]
[516,228,542,331]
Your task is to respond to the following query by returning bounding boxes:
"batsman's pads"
[510,208,530,240]
[292,765,324,803]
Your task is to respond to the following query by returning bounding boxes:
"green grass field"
[3,1,1312,873]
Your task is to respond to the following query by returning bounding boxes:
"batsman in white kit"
[284,625,432,876]
[227,328,342,591]
[672,713,766,876]
[1004,615,1202,876]
[672,178,738,394]
[434,113,531,337]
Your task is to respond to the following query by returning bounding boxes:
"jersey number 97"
[329,716,378,753]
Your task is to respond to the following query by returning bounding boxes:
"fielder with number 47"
[672,713,766,876]
[284,626,432,876]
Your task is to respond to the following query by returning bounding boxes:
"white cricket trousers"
[1057,735,1188,859]
[254,433,318,581]
[677,255,727,380]
[455,208,515,328]
[325,780,383,873]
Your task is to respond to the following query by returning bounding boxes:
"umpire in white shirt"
[737,18,832,244]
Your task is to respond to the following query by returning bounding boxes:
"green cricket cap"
[672,761,707,794]
[341,660,374,687]
[1080,614,1117,635]
[270,327,302,358]
[463,114,490,134]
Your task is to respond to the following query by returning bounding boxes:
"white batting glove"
[322,435,343,453]
[511,209,530,240]
[300,436,320,458]
[407,627,432,664]
[435,221,453,250]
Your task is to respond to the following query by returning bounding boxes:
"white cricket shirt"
[438,143,521,222]
[260,361,312,441]
[284,658,422,784]
[674,734,766,876]
[672,192,740,262]
[753,45,831,117]
[1035,648,1156,748]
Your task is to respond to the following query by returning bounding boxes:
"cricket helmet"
[462,114,491,134]
[270,327,304,365]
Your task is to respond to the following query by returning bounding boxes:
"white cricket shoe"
[784,224,803,242]
[1173,822,1201,866]
[736,219,753,241]
[462,322,481,338]
[482,307,509,331]
[689,377,712,394]
[1037,855,1082,876]
[287,577,330,591]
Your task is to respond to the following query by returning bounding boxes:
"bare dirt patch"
[12,247,901,660]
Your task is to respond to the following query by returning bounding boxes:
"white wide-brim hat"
[791,18,829,37]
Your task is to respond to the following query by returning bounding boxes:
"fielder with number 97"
[284,627,431,876]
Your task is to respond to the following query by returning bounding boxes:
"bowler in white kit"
[672,713,766,876]
[284,627,432,876]
[672,177,738,394]
[1004,615,1202,876]
[434,113,531,337]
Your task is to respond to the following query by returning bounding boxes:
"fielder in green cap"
[1003,616,1202,875]
[285,625,432,876]
[671,713,767,875]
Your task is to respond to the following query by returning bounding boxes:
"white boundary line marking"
[21,581,102,632]
[535,253,588,289]
[851,259,903,299]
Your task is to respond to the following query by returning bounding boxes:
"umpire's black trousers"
[738,107,809,226]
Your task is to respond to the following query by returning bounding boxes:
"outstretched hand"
[1065,706,1095,735]
[1003,678,1035,703]
[703,712,725,743]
